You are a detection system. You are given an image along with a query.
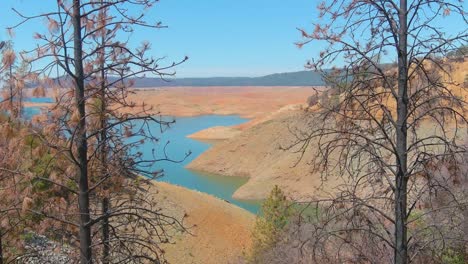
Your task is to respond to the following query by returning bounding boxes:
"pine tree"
[248,185,292,264]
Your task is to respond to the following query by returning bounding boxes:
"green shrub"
[441,248,466,264]
[20,232,35,243]
[29,153,55,192]
[30,153,54,177]
[246,185,292,264]
[24,134,40,149]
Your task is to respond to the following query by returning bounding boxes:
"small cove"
[23,100,261,214]
[138,115,261,214]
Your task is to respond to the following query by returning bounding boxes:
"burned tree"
[0,41,28,119]
[10,0,187,263]
[290,1,467,263]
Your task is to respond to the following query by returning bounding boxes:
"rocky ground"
[17,234,72,264]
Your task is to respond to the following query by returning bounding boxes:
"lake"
[23,99,261,214]
[137,115,261,214]
[0,97,53,119]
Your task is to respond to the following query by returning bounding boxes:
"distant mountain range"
[26,70,326,88]
[27,63,406,89]
[111,70,326,87]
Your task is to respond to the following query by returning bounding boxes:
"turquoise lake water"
[0,97,43,119]
[23,107,41,119]
[23,99,261,214]
[137,115,261,214]
[26,97,55,103]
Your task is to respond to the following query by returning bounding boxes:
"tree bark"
[98,5,110,261]
[9,64,14,118]
[395,0,409,263]
[0,232,3,264]
[463,206,468,255]
[101,198,110,264]
[72,0,92,263]
[99,49,111,264]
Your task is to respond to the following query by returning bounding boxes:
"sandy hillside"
[187,61,468,201]
[149,182,255,264]
[126,86,319,119]
[187,126,243,140]
[187,103,307,140]
[186,108,451,201]
[187,109,342,202]
[25,86,321,121]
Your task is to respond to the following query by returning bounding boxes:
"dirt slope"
[150,182,255,264]
[187,126,242,140]
[187,61,467,201]
[186,109,341,201]
[127,86,320,119]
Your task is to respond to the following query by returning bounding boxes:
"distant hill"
[110,70,326,87]
[27,63,412,89]
[26,70,326,88]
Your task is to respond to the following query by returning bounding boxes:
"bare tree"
[9,0,187,263]
[0,40,30,264]
[0,41,26,119]
[0,124,24,264]
[290,1,467,263]
[1,41,33,120]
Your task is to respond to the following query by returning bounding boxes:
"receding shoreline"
[25,86,322,204]
[150,181,255,264]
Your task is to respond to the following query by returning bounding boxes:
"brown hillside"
[186,61,468,201]
[151,182,255,264]
[186,109,342,201]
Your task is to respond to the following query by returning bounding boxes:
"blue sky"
[1,1,465,78]
[1,0,321,77]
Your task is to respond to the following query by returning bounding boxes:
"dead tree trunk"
[463,159,468,256]
[9,64,14,118]
[99,43,110,264]
[98,4,110,261]
[0,232,3,264]
[72,0,92,263]
[395,1,409,263]
[101,197,110,264]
